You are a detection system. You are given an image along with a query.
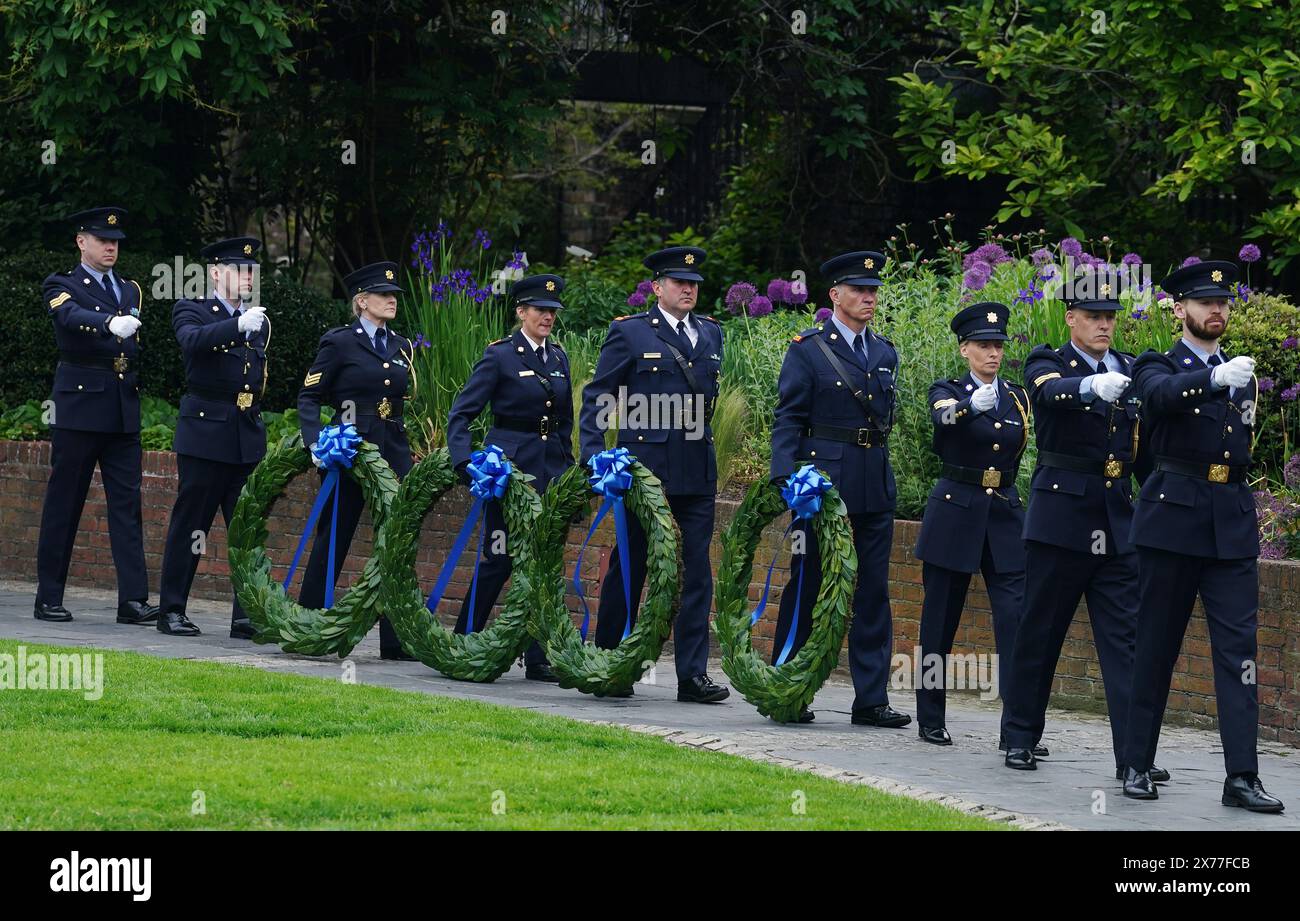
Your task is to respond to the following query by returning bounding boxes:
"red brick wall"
[2,439,1296,745]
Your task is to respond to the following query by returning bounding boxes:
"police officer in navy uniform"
[157,237,269,637]
[579,246,729,702]
[770,251,909,727]
[913,302,1028,744]
[998,273,1164,774]
[34,207,160,625]
[1121,260,1283,812]
[446,275,572,681]
[298,261,415,660]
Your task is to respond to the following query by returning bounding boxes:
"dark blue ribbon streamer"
[282,424,360,607]
[573,448,635,642]
[425,446,511,627]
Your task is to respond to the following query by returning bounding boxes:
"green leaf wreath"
[375,448,541,681]
[228,431,400,657]
[713,477,856,723]
[524,461,681,696]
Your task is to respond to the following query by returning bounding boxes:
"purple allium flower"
[767,278,792,304]
[814,306,832,323]
[1258,377,1275,392]
[1181,255,1202,267]
[1239,244,1262,263]
[1007,358,1022,369]
[1030,247,1053,265]
[1285,454,1300,489]
[1281,383,1300,402]
[636,279,654,297]
[788,282,808,305]
[963,243,1010,271]
[1156,290,1171,301]
[1121,252,1143,266]
[963,261,992,291]
[1283,336,1298,350]
[725,281,757,316]
[748,295,773,318]
[1058,237,1083,258]
[627,292,646,308]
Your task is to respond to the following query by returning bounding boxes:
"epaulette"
[489,336,512,346]
[699,314,721,325]
[873,332,895,348]
[791,325,822,344]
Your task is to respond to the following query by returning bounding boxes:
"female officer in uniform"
[913,302,1030,745]
[298,261,415,659]
[446,274,574,681]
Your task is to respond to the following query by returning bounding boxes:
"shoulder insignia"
[303,371,323,387]
[932,397,959,409]
[699,314,721,325]
[490,336,511,346]
[1033,372,1062,386]
[49,291,73,309]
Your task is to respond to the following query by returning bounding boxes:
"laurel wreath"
[375,448,541,681]
[713,477,855,723]
[524,461,681,696]
[228,431,399,657]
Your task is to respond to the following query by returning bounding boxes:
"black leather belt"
[59,354,132,373]
[354,398,403,421]
[941,463,1018,488]
[806,424,888,448]
[187,384,260,411]
[1037,450,1131,479]
[1155,456,1249,484]
[497,415,566,436]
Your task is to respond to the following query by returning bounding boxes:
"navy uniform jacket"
[448,329,574,485]
[579,310,723,496]
[171,297,268,465]
[42,265,143,434]
[298,318,413,474]
[914,373,1029,573]
[1129,340,1259,559]
[770,325,897,515]
[1023,342,1144,555]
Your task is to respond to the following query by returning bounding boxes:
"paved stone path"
[3,580,1296,830]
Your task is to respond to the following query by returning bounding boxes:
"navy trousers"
[36,427,148,606]
[594,493,715,681]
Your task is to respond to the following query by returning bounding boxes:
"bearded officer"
[34,207,159,626]
[578,246,729,702]
[156,237,268,637]
[1120,259,1282,812]
[769,251,909,727]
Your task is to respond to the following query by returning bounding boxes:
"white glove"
[107,315,142,338]
[1212,355,1255,389]
[1089,371,1131,403]
[237,306,266,334]
[970,383,997,412]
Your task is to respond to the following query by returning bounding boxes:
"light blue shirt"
[81,263,121,303]
[829,312,870,366]
[1071,341,1123,401]
[358,314,389,351]
[1181,336,1231,394]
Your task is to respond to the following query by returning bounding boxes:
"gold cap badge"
[385,269,394,280]
[545,280,556,291]
[1100,283,1111,296]
[1211,269,1223,282]
[684,253,695,265]
[864,258,875,269]
[986,311,998,323]
[107,213,118,225]
[243,243,253,255]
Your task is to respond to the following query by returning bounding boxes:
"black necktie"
[535,345,545,365]
[853,334,867,369]
[676,320,692,348]
[101,273,119,307]
[1208,353,1222,368]
[375,327,387,356]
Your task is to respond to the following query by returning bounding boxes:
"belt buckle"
[112,356,128,373]
[981,469,1000,488]
[377,397,392,419]
[236,392,253,411]
[538,417,550,436]
[856,428,871,447]
[1104,459,1122,478]
[1207,463,1229,483]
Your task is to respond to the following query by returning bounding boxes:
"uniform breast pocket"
[182,403,230,423]
[1142,475,1196,507]
[635,357,668,377]
[57,373,105,394]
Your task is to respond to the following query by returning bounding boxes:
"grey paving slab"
[2,579,1296,831]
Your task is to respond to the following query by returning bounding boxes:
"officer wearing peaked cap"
[913,302,1028,745]
[578,245,730,702]
[298,261,416,659]
[157,237,269,637]
[34,207,161,626]
[998,270,1162,776]
[1120,259,1282,811]
[769,250,908,726]
[447,274,573,680]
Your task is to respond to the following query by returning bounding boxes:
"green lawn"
[0,640,1000,830]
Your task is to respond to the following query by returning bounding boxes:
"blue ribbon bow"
[573,448,635,642]
[751,465,831,665]
[283,424,362,608]
[425,446,512,629]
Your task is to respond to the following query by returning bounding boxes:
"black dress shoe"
[998,734,1049,757]
[156,611,201,636]
[1005,748,1037,770]
[229,618,257,640]
[773,707,815,724]
[1122,767,1158,799]
[116,599,159,625]
[677,675,730,703]
[525,663,560,682]
[919,725,952,745]
[594,686,634,698]
[851,704,912,727]
[380,647,417,661]
[1222,774,1285,813]
[1117,764,1170,783]
[34,600,73,622]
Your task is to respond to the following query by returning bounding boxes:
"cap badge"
[107,214,118,225]
[385,269,394,280]
[683,253,695,265]
[1100,283,1111,296]
[1210,269,1223,282]
[864,258,875,269]
[243,243,253,255]
[986,311,998,323]
[545,280,556,291]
